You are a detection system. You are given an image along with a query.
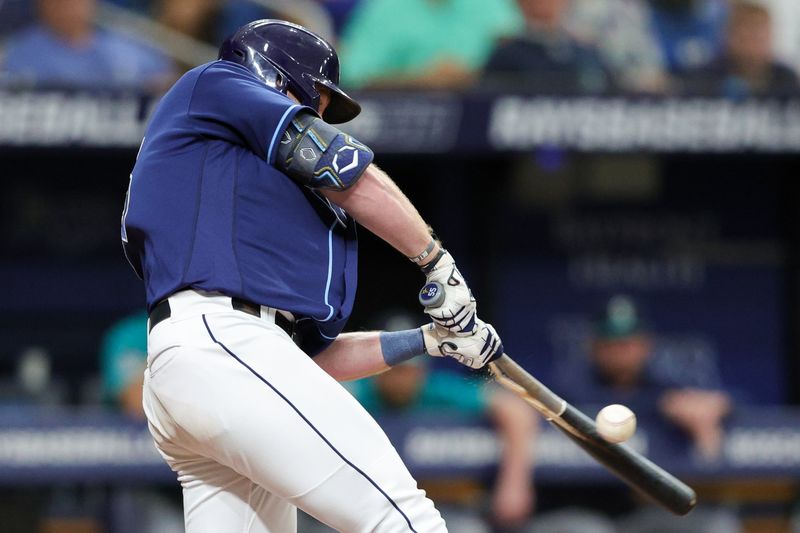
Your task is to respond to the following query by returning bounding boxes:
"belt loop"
[232,297,261,318]
[148,299,172,333]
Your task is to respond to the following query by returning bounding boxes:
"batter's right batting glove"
[421,319,504,370]
[420,250,477,336]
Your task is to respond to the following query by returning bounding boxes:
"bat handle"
[418,281,445,308]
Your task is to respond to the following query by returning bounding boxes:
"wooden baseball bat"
[489,354,697,516]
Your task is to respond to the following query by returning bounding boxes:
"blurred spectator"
[544,295,739,533]
[0,346,65,406]
[566,0,668,93]
[156,0,220,43]
[1,0,175,90]
[155,0,292,62]
[99,311,148,418]
[561,295,732,460]
[0,0,35,38]
[319,0,361,36]
[338,0,523,89]
[679,0,799,97]
[765,0,800,75]
[105,0,152,13]
[483,0,614,95]
[648,0,728,72]
[347,358,538,531]
[218,1,281,44]
[99,311,184,533]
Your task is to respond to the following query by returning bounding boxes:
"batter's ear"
[275,110,373,191]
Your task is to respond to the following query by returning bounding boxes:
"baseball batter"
[122,20,504,533]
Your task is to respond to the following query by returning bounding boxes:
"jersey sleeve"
[188,61,307,162]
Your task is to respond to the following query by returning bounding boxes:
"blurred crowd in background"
[0,1,798,533]
[0,0,799,97]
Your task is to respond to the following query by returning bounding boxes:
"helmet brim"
[317,79,361,124]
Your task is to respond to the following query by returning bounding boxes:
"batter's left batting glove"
[420,250,477,336]
[421,319,504,370]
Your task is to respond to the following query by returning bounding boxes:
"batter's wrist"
[419,247,447,274]
[408,239,437,265]
[379,329,427,367]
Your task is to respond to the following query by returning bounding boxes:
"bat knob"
[419,281,445,308]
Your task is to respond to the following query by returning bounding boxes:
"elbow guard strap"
[276,110,373,191]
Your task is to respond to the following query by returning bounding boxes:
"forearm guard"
[276,110,373,191]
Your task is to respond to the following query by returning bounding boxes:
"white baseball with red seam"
[595,404,637,443]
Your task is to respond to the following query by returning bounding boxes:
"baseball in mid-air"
[596,404,637,443]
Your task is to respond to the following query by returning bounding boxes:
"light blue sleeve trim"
[320,220,337,322]
[267,104,300,164]
[316,325,338,340]
[306,129,327,150]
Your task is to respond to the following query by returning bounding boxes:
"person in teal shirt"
[348,358,539,530]
[338,0,523,89]
[99,311,148,418]
[350,360,490,416]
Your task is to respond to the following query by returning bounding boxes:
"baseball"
[596,404,637,443]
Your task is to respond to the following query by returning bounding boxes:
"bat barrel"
[491,355,697,515]
[560,404,697,515]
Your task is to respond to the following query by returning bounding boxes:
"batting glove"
[421,319,504,369]
[420,250,477,336]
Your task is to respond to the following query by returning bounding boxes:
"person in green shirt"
[338,0,523,89]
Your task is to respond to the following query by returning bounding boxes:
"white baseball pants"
[141,290,447,533]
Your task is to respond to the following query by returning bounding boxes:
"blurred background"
[1,0,799,532]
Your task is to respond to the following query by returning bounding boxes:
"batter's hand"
[421,319,503,369]
[421,251,477,336]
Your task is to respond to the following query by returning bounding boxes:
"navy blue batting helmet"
[219,19,360,124]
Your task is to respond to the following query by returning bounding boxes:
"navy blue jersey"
[122,60,358,354]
